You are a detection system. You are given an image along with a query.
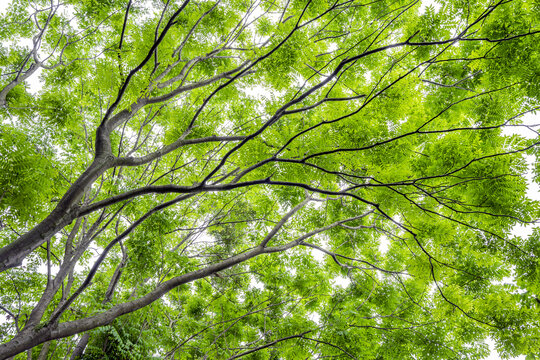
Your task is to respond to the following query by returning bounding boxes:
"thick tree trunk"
[0,246,264,358]
[0,327,52,360]
[0,156,113,272]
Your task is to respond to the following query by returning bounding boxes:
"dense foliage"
[1,0,540,358]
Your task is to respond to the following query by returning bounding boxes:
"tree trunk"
[0,156,113,272]
[69,334,90,360]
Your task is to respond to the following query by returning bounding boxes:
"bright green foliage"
[0,126,58,219]
[82,320,156,360]
[0,0,539,359]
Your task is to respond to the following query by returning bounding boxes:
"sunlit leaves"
[0,0,540,359]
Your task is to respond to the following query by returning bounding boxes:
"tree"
[0,0,539,358]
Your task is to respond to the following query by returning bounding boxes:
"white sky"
[0,1,536,359]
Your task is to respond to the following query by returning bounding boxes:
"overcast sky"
[0,1,536,359]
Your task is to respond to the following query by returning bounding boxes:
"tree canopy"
[0,0,540,358]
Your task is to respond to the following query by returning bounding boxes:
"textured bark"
[0,156,113,272]
[66,256,125,360]
[0,245,265,358]
[0,209,364,358]
[69,334,90,360]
